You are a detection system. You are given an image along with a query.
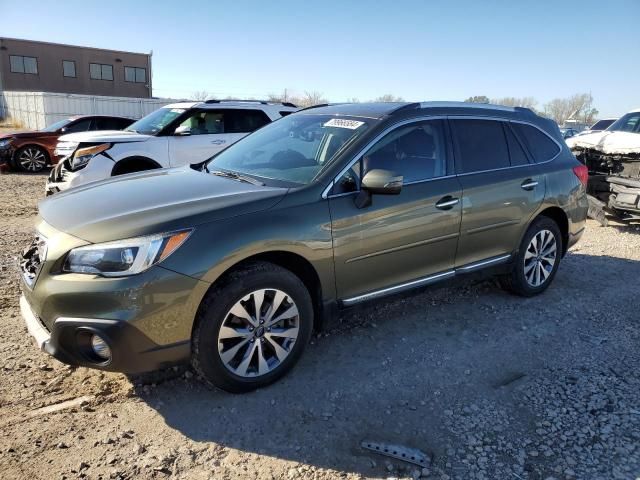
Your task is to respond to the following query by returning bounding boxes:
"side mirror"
[354,169,403,209]
[174,125,191,136]
[361,169,403,195]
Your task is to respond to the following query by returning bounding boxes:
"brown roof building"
[0,37,152,98]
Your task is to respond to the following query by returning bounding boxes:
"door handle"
[521,179,539,190]
[435,196,460,210]
[211,139,226,145]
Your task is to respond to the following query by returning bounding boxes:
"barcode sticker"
[323,118,365,129]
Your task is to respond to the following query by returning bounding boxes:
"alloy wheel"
[18,148,47,172]
[524,229,557,287]
[217,289,300,378]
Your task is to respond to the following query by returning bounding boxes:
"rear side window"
[64,119,93,133]
[94,117,132,130]
[226,109,271,133]
[504,125,529,166]
[512,123,560,163]
[451,119,510,173]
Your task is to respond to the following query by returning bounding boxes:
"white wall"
[0,91,182,129]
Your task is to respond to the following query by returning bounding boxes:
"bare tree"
[464,95,490,104]
[192,90,213,101]
[299,91,328,108]
[491,96,538,110]
[543,93,598,126]
[374,94,405,102]
[267,88,293,103]
[346,97,361,103]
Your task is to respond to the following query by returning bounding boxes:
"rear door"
[451,118,546,267]
[167,109,271,166]
[329,119,463,300]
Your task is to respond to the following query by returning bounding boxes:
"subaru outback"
[19,102,588,392]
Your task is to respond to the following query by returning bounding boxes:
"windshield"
[125,107,186,135]
[608,112,640,134]
[42,119,72,132]
[590,119,615,130]
[207,114,373,185]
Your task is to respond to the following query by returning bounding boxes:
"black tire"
[14,145,49,173]
[191,261,314,393]
[501,216,562,297]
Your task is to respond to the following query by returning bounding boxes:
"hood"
[0,130,57,140]
[39,167,287,243]
[567,131,640,154]
[57,130,152,144]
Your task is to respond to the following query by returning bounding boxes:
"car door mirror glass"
[361,169,403,195]
[174,125,192,136]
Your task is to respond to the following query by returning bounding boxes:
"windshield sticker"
[323,118,365,130]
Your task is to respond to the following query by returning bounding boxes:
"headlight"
[63,230,192,277]
[71,143,111,170]
[54,141,78,156]
[0,138,14,149]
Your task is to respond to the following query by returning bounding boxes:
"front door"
[168,109,242,166]
[449,118,546,267]
[329,119,463,301]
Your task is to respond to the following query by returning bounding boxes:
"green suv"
[19,102,588,392]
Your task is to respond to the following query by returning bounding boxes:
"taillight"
[572,164,588,187]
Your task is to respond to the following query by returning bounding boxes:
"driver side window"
[331,120,447,195]
[362,120,447,183]
[178,111,224,135]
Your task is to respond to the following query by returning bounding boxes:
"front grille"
[20,235,47,288]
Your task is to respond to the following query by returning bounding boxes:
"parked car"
[0,115,134,173]
[566,108,640,221]
[560,127,580,139]
[575,118,617,137]
[19,101,588,392]
[46,100,299,195]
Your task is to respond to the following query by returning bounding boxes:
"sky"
[2,0,639,117]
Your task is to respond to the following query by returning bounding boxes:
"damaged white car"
[566,109,640,222]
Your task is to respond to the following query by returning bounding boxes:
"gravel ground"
[0,172,638,480]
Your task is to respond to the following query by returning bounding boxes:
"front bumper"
[46,153,114,195]
[20,295,191,373]
[19,241,209,373]
[0,147,14,166]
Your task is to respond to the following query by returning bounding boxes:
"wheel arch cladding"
[111,156,161,176]
[193,251,323,335]
[537,207,569,256]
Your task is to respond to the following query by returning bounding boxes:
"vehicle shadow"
[133,252,639,478]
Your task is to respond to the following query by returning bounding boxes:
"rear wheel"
[501,216,562,297]
[14,146,48,173]
[191,262,313,393]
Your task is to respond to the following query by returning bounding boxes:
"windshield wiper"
[210,170,264,186]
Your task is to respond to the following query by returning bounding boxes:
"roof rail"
[203,99,297,108]
[294,103,331,113]
[205,99,268,105]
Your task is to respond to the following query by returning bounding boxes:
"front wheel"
[14,146,48,173]
[501,216,562,297]
[191,262,313,393]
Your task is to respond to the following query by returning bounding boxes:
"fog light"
[90,334,112,361]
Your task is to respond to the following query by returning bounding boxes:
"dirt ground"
[0,172,639,480]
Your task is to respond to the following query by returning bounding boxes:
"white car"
[574,118,617,137]
[47,100,298,194]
